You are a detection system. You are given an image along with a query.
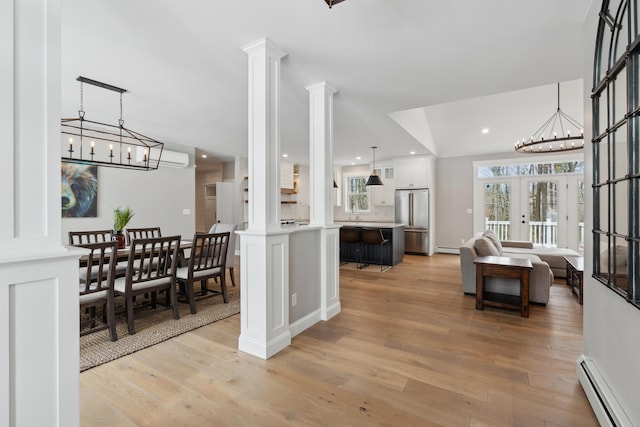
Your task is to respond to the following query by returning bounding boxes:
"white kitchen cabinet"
[370,162,395,205]
[281,161,294,189]
[394,155,434,189]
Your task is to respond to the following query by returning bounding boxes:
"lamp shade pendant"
[324,0,346,8]
[365,146,383,186]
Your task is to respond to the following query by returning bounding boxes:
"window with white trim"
[344,176,370,213]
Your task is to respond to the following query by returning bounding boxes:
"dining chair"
[113,235,181,335]
[78,240,118,341]
[209,223,238,286]
[70,230,127,278]
[69,229,113,245]
[176,232,230,314]
[125,227,162,246]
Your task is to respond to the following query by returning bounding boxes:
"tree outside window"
[345,176,370,213]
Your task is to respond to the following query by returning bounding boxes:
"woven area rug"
[80,286,240,372]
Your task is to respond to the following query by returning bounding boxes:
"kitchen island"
[337,222,405,266]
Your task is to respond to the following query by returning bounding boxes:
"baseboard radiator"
[576,355,632,427]
[435,247,460,254]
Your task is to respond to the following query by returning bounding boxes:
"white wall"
[580,2,640,424]
[61,153,195,244]
[435,151,520,250]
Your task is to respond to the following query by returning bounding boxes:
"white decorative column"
[0,0,81,426]
[307,82,341,320]
[237,37,292,359]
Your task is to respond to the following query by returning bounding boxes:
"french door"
[480,175,583,251]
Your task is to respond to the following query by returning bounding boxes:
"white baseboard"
[238,330,292,360]
[576,354,633,427]
[436,247,460,254]
[289,309,322,338]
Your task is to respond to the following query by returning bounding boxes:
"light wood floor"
[80,254,597,426]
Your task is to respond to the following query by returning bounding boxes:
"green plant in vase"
[113,206,134,248]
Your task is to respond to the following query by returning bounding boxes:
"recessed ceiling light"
[201,154,207,158]
[356,156,361,160]
[282,154,289,158]
[481,128,490,134]
[351,162,355,165]
[410,151,416,155]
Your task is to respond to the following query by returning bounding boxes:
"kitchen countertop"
[336,221,405,228]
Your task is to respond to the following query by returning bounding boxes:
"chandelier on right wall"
[514,82,584,153]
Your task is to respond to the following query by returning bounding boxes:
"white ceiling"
[61,0,593,168]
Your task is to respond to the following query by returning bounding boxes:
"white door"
[480,175,581,251]
[215,182,234,225]
[519,177,566,248]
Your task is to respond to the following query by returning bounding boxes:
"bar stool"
[361,228,391,272]
[340,227,362,269]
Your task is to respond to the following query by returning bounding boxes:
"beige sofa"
[460,232,559,304]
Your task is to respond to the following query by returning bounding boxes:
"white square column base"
[237,230,292,359]
[320,225,341,320]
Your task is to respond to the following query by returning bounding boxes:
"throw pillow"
[483,230,503,254]
[474,236,500,257]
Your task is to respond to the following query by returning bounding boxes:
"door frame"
[473,154,584,250]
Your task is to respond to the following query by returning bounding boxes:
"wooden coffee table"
[474,256,533,318]
[564,255,584,304]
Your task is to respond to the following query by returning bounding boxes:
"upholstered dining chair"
[113,235,181,335]
[125,227,161,246]
[209,223,238,287]
[176,232,230,314]
[78,240,118,341]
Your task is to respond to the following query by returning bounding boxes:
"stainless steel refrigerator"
[395,188,430,254]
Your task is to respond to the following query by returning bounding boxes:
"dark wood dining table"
[78,240,193,266]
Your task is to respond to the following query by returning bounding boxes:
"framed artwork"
[61,163,98,218]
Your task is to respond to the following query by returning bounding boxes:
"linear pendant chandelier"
[61,76,165,171]
[514,82,584,154]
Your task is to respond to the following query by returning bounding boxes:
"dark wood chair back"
[124,235,179,287]
[189,232,229,275]
[207,223,238,286]
[69,229,113,245]
[115,235,181,335]
[125,227,162,246]
[77,240,118,341]
[176,232,230,314]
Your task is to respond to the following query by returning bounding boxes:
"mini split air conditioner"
[136,147,189,169]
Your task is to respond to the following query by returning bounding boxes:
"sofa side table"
[474,256,533,318]
[564,255,584,304]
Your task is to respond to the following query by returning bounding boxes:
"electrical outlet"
[461,238,465,244]
[291,293,297,307]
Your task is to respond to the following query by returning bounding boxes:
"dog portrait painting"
[61,164,98,217]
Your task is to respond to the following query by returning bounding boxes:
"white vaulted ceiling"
[61,0,593,167]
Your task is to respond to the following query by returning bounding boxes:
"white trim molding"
[577,355,633,427]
